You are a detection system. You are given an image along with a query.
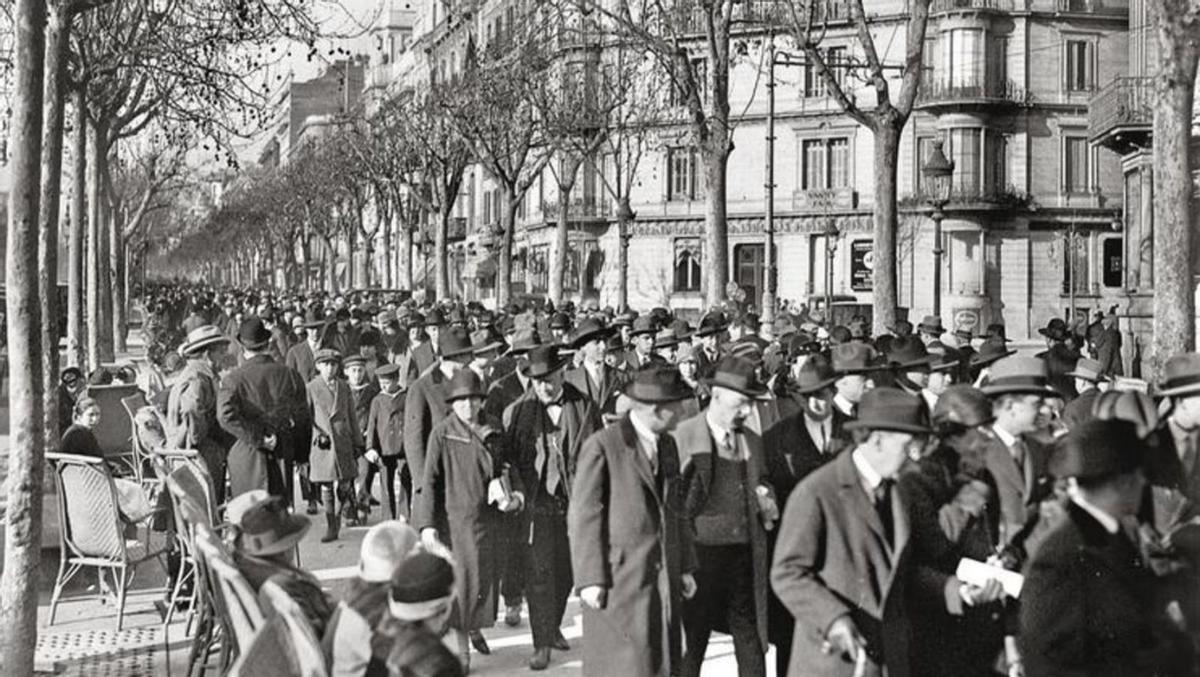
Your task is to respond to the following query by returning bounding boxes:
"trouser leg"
[501,510,527,608]
[525,501,571,650]
[382,456,398,519]
[360,460,379,504]
[725,546,766,677]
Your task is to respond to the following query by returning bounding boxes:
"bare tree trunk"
[39,4,71,447]
[110,210,126,355]
[1150,0,1200,378]
[86,121,104,367]
[702,147,729,308]
[322,236,338,293]
[436,210,451,301]
[498,189,518,307]
[398,218,413,292]
[0,2,48,674]
[551,155,582,306]
[617,198,632,311]
[297,235,309,292]
[381,212,392,288]
[67,90,85,369]
[872,123,902,335]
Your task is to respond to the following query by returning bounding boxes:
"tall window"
[1065,39,1094,92]
[943,28,984,88]
[986,132,1008,193]
[801,137,849,190]
[1062,232,1089,295]
[674,238,702,292]
[947,128,982,195]
[1102,236,1123,288]
[529,245,549,294]
[915,136,936,193]
[1063,136,1091,194]
[804,46,845,97]
[667,147,702,201]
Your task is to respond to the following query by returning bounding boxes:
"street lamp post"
[824,219,840,317]
[922,139,954,318]
[764,42,806,325]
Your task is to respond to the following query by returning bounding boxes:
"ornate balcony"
[931,0,1014,15]
[901,185,1034,212]
[916,78,1032,112]
[1088,77,1152,155]
[1052,0,1128,17]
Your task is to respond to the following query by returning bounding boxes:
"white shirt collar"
[803,415,832,449]
[992,423,1018,449]
[704,411,731,446]
[628,410,659,461]
[833,393,855,416]
[1070,494,1120,535]
[851,448,885,492]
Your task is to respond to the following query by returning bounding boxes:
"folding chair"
[46,452,170,631]
[193,527,264,672]
[88,383,142,475]
[228,580,328,677]
[174,498,224,677]
[153,450,203,631]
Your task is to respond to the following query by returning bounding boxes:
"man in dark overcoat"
[410,309,445,376]
[1020,419,1195,676]
[771,387,926,677]
[673,357,778,677]
[285,316,326,383]
[505,345,602,670]
[563,318,629,418]
[569,368,698,677]
[218,317,312,501]
[403,326,472,513]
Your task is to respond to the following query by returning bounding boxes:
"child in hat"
[365,363,410,520]
[372,552,465,676]
[346,354,381,524]
[307,350,364,542]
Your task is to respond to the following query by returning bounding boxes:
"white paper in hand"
[956,558,1024,598]
[487,478,506,506]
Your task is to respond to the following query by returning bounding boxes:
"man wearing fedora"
[167,325,238,504]
[569,367,698,677]
[1020,419,1195,676]
[1150,353,1200,508]
[693,312,727,381]
[1034,318,1081,400]
[504,345,602,670]
[917,315,945,346]
[920,343,962,412]
[404,326,474,508]
[219,317,313,502]
[411,309,446,376]
[673,356,778,677]
[885,336,936,400]
[624,316,659,371]
[565,318,629,417]
[828,343,877,441]
[1059,357,1109,430]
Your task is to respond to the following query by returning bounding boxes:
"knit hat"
[359,521,419,583]
[389,552,456,622]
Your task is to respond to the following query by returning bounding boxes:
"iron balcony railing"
[931,0,1015,14]
[917,78,1032,106]
[1088,77,1153,141]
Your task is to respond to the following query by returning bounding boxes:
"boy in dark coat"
[307,349,363,542]
[366,364,409,519]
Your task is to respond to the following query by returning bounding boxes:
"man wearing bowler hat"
[411,308,446,376]
[771,387,928,677]
[569,368,699,677]
[693,312,727,381]
[564,318,629,417]
[504,345,603,670]
[1150,352,1200,508]
[167,325,237,504]
[219,317,313,502]
[673,356,779,677]
[1020,419,1195,676]
[404,326,474,503]
[625,316,659,371]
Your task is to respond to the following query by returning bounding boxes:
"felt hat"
[439,327,475,360]
[389,552,456,622]
[314,348,342,365]
[569,318,615,348]
[953,327,974,341]
[980,356,1058,397]
[694,312,727,337]
[785,331,821,358]
[613,311,638,328]
[671,319,694,341]
[605,333,626,353]
[970,337,1017,368]
[926,342,962,373]
[1049,419,1145,480]
[237,496,311,557]
[1038,318,1071,342]
[508,328,542,355]
[830,342,878,375]
[654,327,680,349]
[624,367,694,403]
[791,354,837,395]
[983,323,1012,343]
[629,316,657,337]
[1155,352,1200,397]
[521,345,570,379]
[728,339,764,365]
[359,521,419,583]
[843,387,932,435]
[376,363,402,380]
[886,336,933,371]
[1065,357,1108,383]
[931,385,993,430]
[470,329,504,356]
[180,325,231,356]
[60,366,83,387]
[707,356,767,397]
[423,308,446,327]
[226,489,272,527]
[405,311,426,329]
[917,315,945,335]
[237,317,273,350]
[1091,390,1160,438]
[444,368,486,402]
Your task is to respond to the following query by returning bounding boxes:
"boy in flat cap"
[307,349,363,542]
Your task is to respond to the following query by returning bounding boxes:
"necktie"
[817,422,828,454]
[1182,432,1198,477]
[874,479,895,545]
[1012,439,1027,473]
[545,435,562,497]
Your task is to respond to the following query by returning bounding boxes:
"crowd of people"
[54,282,1199,676]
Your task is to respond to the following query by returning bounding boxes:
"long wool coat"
[568,415,697,677]
[403,366,453,492]
[411,413,505,632]
[671,413,773,652]
[307,376,362,483]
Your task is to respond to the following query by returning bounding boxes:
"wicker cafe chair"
[153,450,206,631]
[46,452,170,631]
[120,390,154,483]
[193,525,265,673]
[174,498,223,677]
[228,580,328,677]
[88,383,141,476]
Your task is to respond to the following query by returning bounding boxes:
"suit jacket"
[694,346,723,381]
[763,412,844,505]
[624,349,655,372]
[505,382,601,511]
[403,366,453,489]
[306,376,362,483]
[672,413,774,651]
[366,389,406,459]
[564,362,629,417]
[484,370,528,426]
[286,341,319,383]
[1019,502,1194,677]
[771,450,913,677]
[217,354,312,498]
[982,430,1054,563]
[1145,423,1200,511]
[410,341,437,377]
[166,359,236,475]
[569,415,697,677]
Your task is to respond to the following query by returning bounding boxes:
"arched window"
[674,238,702,292]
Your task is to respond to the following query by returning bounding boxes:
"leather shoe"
[469,630,491,655]
[529,647,551,670]
[504,604,522,627]
[552,632,570,651]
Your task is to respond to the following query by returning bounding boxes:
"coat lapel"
[619,416,660,500]
[835,451,889,546]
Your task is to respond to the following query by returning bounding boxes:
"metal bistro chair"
[88,382,142,477]
[229,580,328,677]
[154,450,208,631]
[120,390,155,484]
[46,452,170,631]
[193,525,265,674]
[173,496,223,677]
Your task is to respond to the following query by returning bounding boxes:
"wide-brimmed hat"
[629,316,657,338]
[1065,357,1108,383]
[237,496,311,557]
[569,318,615,348]
[444,368,486,402]
[521,345,570,379]
[237,317,273,350]
[470,329,504,356]
[671,319,693,341]
[980,356,1058,397]
[843,387,931,435]
[654,327,680,349]
[423,308,446,327]
[931,385,993,430]
[439,327,474,360]
[917,315,945,335]
[707,356,767,397]
[694,312,727,337]
[315,348,342,365]
[791,354,837,395]
[983,323,1012,343]
[389,552,455,622]
[970,337,1017,368]
[613,310,638,328]
[1155,352,1200,397]
[885,336,933,371]
[1038,318,1071,342]
[359,521,419,583]
[830,342,878,375]
[1049,419,1145,480]
[180,325,231,356]
[926,342,962,373]
[624,367,694,403]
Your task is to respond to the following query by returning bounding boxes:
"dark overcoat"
[403,366,453,490]
[504,381,601,509]
[411,413,504,631]
[484,370,527,425]
[217,354,311,498]
[763,411,845,504]
[307,376,362,483]
[410,341,437,377]
[564,363,629,417]
[568,415,698,677]
[1019,502,1194,676]
[286,341,318,383]
[982,431,1055,562]
[366,390,406,458]
[770,450,913,677]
